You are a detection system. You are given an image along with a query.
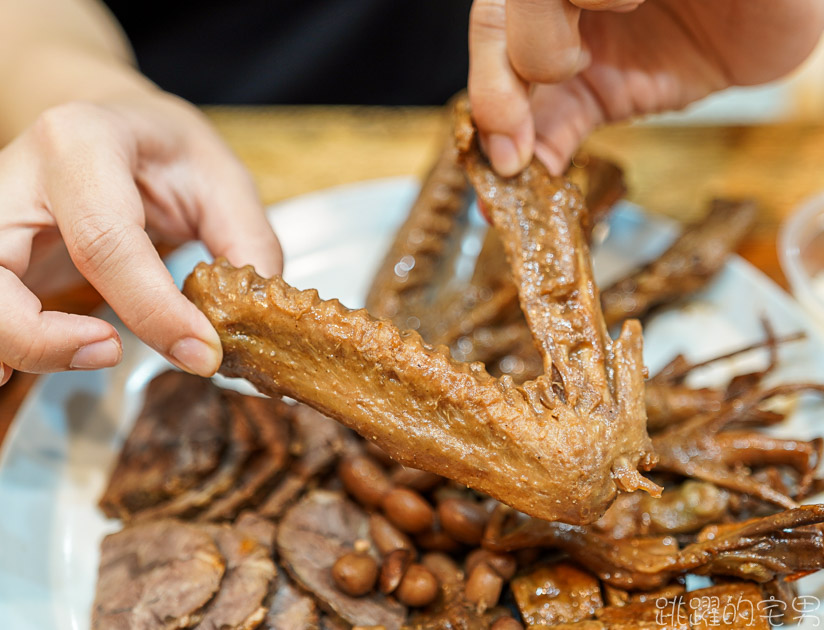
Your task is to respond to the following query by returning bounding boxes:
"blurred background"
[651,36,824,124]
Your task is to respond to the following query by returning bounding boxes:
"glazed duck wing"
[183,101,657,524]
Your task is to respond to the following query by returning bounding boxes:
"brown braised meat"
[652,385,824,508]
[257,403,351,519]
[645,326,802,432]
[99,371,227,519]
[92,520,226,630]
[196,518,277,630]
[593,480,730,539]
[131,390,259,522]
[263,566,321,630]
[600,198,756,327]
[366,137,470,326]
[510,562,604,626]
[183,102,657,523]
[277,490,407,628]
[483,503,824,590]
[199,394,293,521]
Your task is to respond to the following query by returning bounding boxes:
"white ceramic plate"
[1,177,823,629]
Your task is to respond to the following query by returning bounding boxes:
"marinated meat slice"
[600,199,756,327]
[483,504,824,590]
[257,404,348,519]
[200,396,293,521]
[684,583,769,630]
[602,582,686,608]
[593,480,730,539]
[511,562,603,626]
[99,371,226,519]
[92,520,225,630]
[277,490,407,628]
[196,520,277,630]
[366,136,470,324]
[234,511,277,549]
[132,391,258,522]
[184,101,657,523]
[263,566,320,630]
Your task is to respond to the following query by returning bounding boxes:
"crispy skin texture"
[601,199,756,327]
[183,106,656,523]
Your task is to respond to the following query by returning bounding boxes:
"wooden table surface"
[2,105,823,446]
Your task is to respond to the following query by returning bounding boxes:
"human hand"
[0,91,282,386]
[468,0,824,176]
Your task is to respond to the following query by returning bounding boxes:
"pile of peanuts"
[331,448,525,629]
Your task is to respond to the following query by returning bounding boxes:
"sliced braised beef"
[258,405,348,519]
[196,519,276,630]
[99,371,227,519]
[277,490,407,629]
[92,519,225,630]
[264,566,321,630]
[132,391,258,522]
[200,396,293,521]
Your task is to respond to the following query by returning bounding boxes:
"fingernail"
[0,363,9,386]
[70,338,122,370]
[487,133,524,177]
[169,337,221,377]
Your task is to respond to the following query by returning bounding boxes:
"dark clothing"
[103,0,472,106]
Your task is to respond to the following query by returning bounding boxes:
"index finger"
[37,105,222,377]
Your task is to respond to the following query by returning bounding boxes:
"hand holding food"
[0,0,281,385]
[0,93,281,383]
[468,0,824,175]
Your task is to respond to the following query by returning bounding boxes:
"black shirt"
[103,0,472,106]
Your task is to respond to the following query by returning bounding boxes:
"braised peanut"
[339,455,392,508]
[331,552,378,597]
[438,497,489,545]
[395,563,440,608]
[382,487,434,534]
[420,552,464,586]
[379,548,413,594]
[465,562,504,613]
[369,513,414,555]
[465,549,517,580]
[415,525,462,552]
